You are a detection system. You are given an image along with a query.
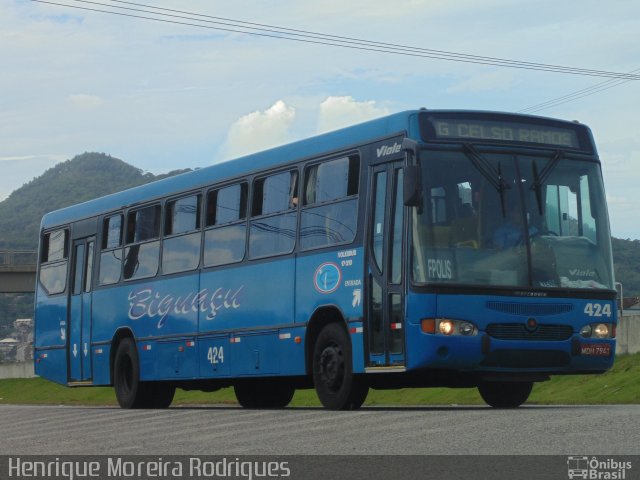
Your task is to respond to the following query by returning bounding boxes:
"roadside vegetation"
[1,353,637,407]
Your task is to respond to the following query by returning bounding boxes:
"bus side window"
[249,170,298,258]
[123,205,161,280]
[98,214,123,286]
[39,228,69,295]
[162,194,201,275]
[300,155,359,250]
[204,182,248,267]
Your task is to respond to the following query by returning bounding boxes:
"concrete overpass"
[0,250,36,293]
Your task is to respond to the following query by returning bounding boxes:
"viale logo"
[569,268,596,278]
[376,142,402,158]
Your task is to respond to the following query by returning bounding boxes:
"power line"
[519,68,640,114]
[31,0,640,81]
[107,0,640,79]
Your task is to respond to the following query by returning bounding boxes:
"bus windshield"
[411,148,614,291]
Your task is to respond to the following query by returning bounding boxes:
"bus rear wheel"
[313,323,369,410]
[113,338,175,409]
[478,381,533,408]
[234,380,295,408]
[147,382,176,409]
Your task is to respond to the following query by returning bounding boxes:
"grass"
[0,353,638,406]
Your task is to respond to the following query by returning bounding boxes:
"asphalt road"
[0,404,638,455]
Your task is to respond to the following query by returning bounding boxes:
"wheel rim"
[319,342,344,392]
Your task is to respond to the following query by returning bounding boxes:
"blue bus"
[34,109,617,409]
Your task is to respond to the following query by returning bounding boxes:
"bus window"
[103,214,122,249]
[99,214,123,286]
[300,156,359,250]
[123,205,161,280]
[204,183,248,267]
[39,228,69,295]
[372,171,387,272]
[249,170,298,258]
[162,195,201,275]
[165,195,200,235]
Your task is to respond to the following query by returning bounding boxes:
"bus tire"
[113,338,151,409]
[148,382,176,409]
[313,323,369,410]
[234,380,295,408]
[478,381,533,408]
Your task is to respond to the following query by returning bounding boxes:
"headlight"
[425,318,478,336]
[459,322,476,336]
[439,320,454,335]
[580,325,592,337]
[580,322,615,339]
[593,323,609,338]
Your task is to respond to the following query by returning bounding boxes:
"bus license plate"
[580,343,611,356]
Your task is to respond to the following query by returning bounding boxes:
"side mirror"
[404,165,422,206]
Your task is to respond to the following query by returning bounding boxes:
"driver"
[493,207,538,249]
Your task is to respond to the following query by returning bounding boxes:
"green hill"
[0,152,190,250]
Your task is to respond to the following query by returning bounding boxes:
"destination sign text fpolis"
[432,119,579,148]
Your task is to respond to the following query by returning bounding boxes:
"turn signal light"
[421,319,436,334]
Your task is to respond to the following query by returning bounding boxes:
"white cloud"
[221,100,296,159]
[68,94,104,109]
[317,96,389,134]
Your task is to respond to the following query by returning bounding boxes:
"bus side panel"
[349,321,366,374]
[154,337,198,379]
[34,287,68,385]
[34,347,67,385]
[295,247,365,372]
[92,273,200,381]
[199,259,296,377]
[199,334,230,378]
[405,293,438,371]
[277,325,307,375]
[91,344,111,385]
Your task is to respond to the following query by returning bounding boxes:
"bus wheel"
[478,381,533,408]
[234,380,295,408]
[313,323,369,410]
[147,382,176,409]
[113,338,150,409]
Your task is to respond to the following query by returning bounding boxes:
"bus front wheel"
[312,323,369,410]
[478,381,533,408]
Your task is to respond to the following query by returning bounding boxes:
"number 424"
[584,303,612,318]
[207,346,224,364]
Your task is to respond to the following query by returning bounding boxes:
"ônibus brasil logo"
[567,456,632,479]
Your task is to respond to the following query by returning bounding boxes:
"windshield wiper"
[531,150,564,215]
[462,143,510,216]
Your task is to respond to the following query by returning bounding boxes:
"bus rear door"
[367,161,406,368]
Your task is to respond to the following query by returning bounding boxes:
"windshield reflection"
[411,150,614,290]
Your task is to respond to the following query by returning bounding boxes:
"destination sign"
[431,119,579,147]
[419,113,590,150]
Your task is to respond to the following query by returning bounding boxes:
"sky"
[2,0,639,239]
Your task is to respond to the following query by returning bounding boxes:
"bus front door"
[367,162,406,368]
[68,237,95,382]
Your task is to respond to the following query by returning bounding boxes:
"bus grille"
[486,301,573,316]
[486,323,573,341]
